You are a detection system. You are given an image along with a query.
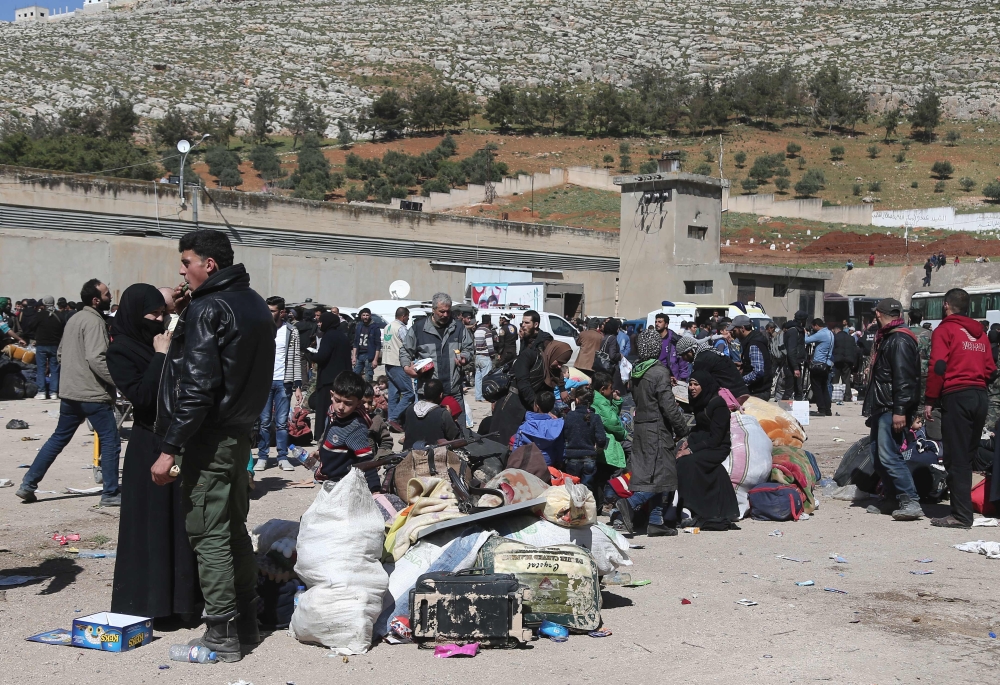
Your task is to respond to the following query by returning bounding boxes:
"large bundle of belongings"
[250,438,632,654]
[0,345,38,400]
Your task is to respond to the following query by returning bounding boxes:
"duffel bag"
[748,483,804,521]
[390,445,469,501]
[833,436,878,492]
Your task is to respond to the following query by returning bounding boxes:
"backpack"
[482,361,514,402]
[748,483,805,521]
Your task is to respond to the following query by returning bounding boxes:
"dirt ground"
[1,394,999,684]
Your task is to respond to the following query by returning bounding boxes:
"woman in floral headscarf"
[621,329,690,536]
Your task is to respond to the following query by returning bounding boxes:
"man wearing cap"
[862,297,923,521]
[804,318,835,416]
[729,316,773,401]
[33,296,67,400]
[495,313,518,367]
[924,288,996,528]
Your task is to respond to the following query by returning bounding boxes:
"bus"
[910,285,1000,329]
[823,294,881,330]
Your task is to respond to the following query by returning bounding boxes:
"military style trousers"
[180,429,257,616]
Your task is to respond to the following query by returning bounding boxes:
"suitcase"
[409,569,532,648]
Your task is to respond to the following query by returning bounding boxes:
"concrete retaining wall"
[829,262,1000,306]
[391,168,569,212]
[726,193,873,225]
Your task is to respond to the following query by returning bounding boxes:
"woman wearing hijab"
[676,369,740,531]
[108,284,201,624]
[312,312,352,439]
[626,329,690,536]
[492,338,573,446]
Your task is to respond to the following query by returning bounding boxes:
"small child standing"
[561,387,608,499]
[307,371,379,491]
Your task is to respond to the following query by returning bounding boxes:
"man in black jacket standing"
[151,230,274,662]
[862,298,923,521]
[831,322,859,402]
[781,311,808,401]
[729,315,773,401]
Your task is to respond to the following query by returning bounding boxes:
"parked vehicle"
[643,301,769,333]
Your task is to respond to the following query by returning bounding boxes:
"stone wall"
[872,207,1000,232]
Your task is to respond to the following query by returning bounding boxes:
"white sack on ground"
[724,412,773,518]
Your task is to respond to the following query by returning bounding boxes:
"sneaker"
[253,459,267,472]
[891,497,923,521]
[15,488,37,503]
[278,459,295,472]
[100,493,121,507]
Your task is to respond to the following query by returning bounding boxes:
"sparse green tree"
[483,84,518,131]
[945,130,961,146]
[602,153,614,169]
[359,89,407,140]
[934,180,946,193]
[830,145,845,160]
[693,162,712,176]
[785,142,801,158]
[290,132,333,200]
[867,144,880,159]
[868,180,882,192]
[910,86,942,141]
[336,119,353,147]
[249,145,284,181]
[619,142,631,155]
[289,96,328,149]
[774,176,790,193]
[894,151,906,163]
[638,160,657,173]
[880,107,902,141]
[798,156,807,170]
[794,176,821,197]
[983,182,1000,202]
[959,176,976,192]
[250,89,278,144]
[734,151,747,168]
[852,183,862,196]
[931,160,954,179]
[619,154,632,172]
[217,166,242,189]
[105,97,139,142]
[155,108,195,148]
[741,177,759,194]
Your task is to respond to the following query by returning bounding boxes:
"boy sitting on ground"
[307,370,379,491]
[401,378,462,450]
[511,390,566,467]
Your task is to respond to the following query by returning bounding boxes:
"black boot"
[236,596,261,650]
[189,610,241,663]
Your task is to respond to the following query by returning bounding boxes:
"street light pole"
[176,134,211,207]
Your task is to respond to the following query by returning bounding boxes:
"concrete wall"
[391,168,569,212]
[872,207,1000,232]
[0,167,619,311]
[566,166,619,192]
[829,261,1000,306]
[727,193,873,225]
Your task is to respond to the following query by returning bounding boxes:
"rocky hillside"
[1,0,998,132]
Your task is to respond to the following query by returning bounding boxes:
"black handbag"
[481,361,513,402]
[592,336,613,373]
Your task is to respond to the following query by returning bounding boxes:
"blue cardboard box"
[71,613,152,652]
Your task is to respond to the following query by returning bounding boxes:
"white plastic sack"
[490,514,631,576]
[542,483,597,527]
[291,470,389,654]
[374,527,492,637]
[251,519,300,554]
[725,412,773,518]
[954,540,1000,559]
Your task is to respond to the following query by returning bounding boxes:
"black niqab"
[320,312,341,332]
[689,368,720,414]
[110,284,165,365]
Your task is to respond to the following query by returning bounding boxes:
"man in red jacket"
[924,288,997,528]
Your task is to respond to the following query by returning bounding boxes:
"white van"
[358,299,433,325]
[475,307,581,364]
[644,301,770,333]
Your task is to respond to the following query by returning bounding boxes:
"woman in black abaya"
[108,284,201,623]
[676,369,740,531]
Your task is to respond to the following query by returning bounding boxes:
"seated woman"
[676,370,740,531]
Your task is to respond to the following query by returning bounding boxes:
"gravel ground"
[1,394,998,684]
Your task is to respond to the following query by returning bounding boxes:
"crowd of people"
[3,230,1000,661]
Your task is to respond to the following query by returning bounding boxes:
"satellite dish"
[176,139,191,154]
[389,280,411,300]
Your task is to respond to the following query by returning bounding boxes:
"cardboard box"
[71,613,152,652]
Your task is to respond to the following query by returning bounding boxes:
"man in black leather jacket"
[861,298,923,522]
[151,229,274,662]
[781,311,808,400]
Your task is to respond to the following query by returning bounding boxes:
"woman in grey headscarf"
[622,329,690,536]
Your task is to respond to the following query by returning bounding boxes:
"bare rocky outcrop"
[1,0,998,128]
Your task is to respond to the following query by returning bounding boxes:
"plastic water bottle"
[294,585,306,608]
[168,645,217,664]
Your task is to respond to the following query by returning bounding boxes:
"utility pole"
[531,175,534,217]
[482,146,496,205]
[176,133,211,207]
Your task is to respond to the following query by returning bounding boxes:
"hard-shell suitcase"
[409,569,532,648]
